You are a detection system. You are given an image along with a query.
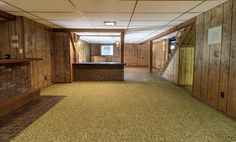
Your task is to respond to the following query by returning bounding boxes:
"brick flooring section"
[0,96,64,142]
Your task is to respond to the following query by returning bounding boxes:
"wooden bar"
[73,62,125,81]
[0,58,43,65]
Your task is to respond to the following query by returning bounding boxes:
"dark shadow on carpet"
[0,96,64,142]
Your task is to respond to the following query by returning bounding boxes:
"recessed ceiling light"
[104,21,116,26]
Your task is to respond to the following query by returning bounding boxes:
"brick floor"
[0,96,64,142]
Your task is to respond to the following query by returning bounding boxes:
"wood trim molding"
[141,17,196,44]
[0,10,16,20]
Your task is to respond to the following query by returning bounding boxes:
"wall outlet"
[220,92,224,98]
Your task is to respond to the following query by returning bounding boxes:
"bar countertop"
[73,62,126,65]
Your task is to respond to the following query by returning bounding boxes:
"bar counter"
[72,62,125,81]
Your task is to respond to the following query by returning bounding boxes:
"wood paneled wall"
[161,24,195,85]
[23,18,53,89]
[53,32,72,83]
[124,44,148,66]
[179,47,194,85]
[90,44,148,66]
[0,17,24,58]
[91,44,120,62]
[152,40,168,70]
[0,17,53,89]
[77,40,91,63]
[193,0,236,118]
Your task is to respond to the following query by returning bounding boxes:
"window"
[170,38,176,50]
[101,45,114,56]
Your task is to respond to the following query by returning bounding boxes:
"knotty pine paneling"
[152,40,168,70]
[53,32,72,83]
[23,18,53,89]
[228,0,236,118]
[0,17,53,89]
[90,44,148,66]
[193,0,236,118]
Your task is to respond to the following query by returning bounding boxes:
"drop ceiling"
[0,0,228,44]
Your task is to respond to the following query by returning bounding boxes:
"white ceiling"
[0,0,228,44]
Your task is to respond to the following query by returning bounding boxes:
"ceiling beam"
[0,10,16,20]
[53,28,125,33]
[140,17,196,44]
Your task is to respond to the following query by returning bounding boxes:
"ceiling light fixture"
[104,21,116,26]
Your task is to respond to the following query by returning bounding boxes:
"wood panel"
[53,32,72,83]
[90,44,148,67]
[218,1,232,111]
[193,15,204,98]
[153,40,168,70]
[207,5,223,107]
[193,0,236,118]
[23,17,53,89]
[228,0,236,118]
[0,17,53,89]
[179,47,194,85]
[200,11,211,101]
[0,18,24,59]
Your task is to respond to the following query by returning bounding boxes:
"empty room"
[0,0,236,141]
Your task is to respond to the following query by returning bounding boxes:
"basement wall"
[0,17,53,89]
[90,43,149,67]
[152,40,168,70]
[193,0,236,118]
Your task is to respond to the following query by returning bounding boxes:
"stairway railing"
[161,25,192,75]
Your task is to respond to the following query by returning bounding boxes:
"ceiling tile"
[49,20,93,28]
[132,13,182,21]
[33,12,84,20]
[92,26,127,29]
[176,12,201,20]
[80,36,120,44]
[71,0,136,12]
[136,1,203,12]
[190,0,228,12]
[0,1,21,11]
[82,12,132,21]
[63,25,93,28]
[129,21,170,28]
[8,12,40,19]
[3,0,76,12]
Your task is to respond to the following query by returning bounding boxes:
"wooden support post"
[149,41,153,73]
[120,31,125,63]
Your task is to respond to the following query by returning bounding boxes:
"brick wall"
[0,63,31,101]
[73,64,124,81]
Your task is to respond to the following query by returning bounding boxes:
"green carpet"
[11,81,236,142]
